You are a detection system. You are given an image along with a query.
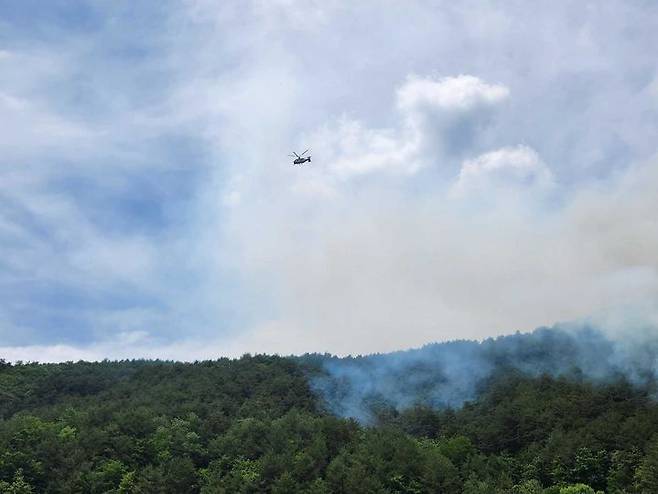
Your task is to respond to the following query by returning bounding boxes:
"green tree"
[559,484,598,494]
[607,448,641,493]
[0,470,34,494]
[118,471,137,494]
[634,437,658,493]
[87,459,128,494]
[571,448,608,491]
[510,479,544,494]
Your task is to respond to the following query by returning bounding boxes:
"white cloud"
[309,118,418,179]
[396,74,509,114]
[303,75,510,184]
[452,145,553,197]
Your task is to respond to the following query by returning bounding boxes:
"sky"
[0,0,657,361]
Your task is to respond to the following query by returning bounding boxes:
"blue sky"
[1,1,657,361]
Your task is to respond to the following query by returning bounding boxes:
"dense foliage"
[1,353,658,493]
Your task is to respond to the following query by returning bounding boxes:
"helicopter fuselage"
[293,157,311,165]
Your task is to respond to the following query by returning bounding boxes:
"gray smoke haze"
[2,1,657,362]
[309,323,658,423]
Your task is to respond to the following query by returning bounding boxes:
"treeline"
[1,354,658,492]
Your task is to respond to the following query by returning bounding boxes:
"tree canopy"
[1,349,657,492]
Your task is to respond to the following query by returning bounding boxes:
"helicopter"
[289,149,311,165]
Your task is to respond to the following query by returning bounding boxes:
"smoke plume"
[309,323,658,423]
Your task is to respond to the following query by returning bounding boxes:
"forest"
[1,328,658,493]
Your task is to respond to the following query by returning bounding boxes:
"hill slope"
[2,328,658,492]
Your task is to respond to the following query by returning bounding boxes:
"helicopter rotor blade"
[300,149,310,156]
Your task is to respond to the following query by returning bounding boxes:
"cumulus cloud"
[304,75,509,186]
[396,74,510,163]
[397,75,509,112]
[452,145,553,198]
[309,118,418,179]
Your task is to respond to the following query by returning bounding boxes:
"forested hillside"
[2,330,658,493]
